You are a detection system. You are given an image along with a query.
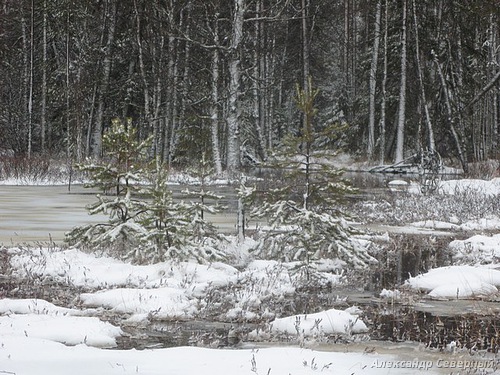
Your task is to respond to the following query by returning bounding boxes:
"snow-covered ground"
[2,240,499,374]
[4,176,500,373]
[0,249,439,375]
[1,334,452,375]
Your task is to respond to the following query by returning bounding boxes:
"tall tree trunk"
[152,39,164,160]
[455,26,468,171]
[301,0,310,90]
[167,42,179,167]
[433,51,468,173]
[211,24,223,176]
[266,33,276,151]
[91,0,117,159]
[226,0,245,177]
[490,14,498,151]
[412,0,435,152]
[66,3,71,163]
[378,0,388,165]
[26,0,34,157]
[253,0,267,161]
[367,0,381,161]
[41,0,47,154]
[395,0,407,163]
[176,6,192,164]
[162,34,175,164]
[343,0,349,85]
[134,0,152,145]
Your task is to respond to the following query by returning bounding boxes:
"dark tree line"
[0,0,499,175]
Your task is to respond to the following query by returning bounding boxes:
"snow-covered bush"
[0,154,64,184]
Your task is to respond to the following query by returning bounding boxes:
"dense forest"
[0,0,499,175]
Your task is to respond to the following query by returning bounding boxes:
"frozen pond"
[0,178,456,244]
[0,185,106,244]
[0,184,243,244]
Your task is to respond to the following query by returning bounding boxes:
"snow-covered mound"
[449,234,500,264]
[438,178,500,196]
[0,299,122,348]
[0,298,75,316]
[253,307,367,339]
[405,265,500,299]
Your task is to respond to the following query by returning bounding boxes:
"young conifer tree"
[136,164,192,262]
[246,80,375,276]
[67,119,225,263]
[66,118,150,258]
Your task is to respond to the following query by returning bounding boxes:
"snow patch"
[405,265,500,299]
[265,308,368,337]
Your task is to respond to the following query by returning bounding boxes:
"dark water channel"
[113,287,500,354]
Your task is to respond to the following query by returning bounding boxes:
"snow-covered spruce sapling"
[66,119,150,257]
[245,81,376,277]
[137,165,194,263]
[67,119,226,263]
[76,118,151,196]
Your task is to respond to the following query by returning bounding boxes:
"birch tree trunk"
[266,34,276,151]
[20,2,34,157]
[65,4,71,163]
[41,0,47,153]
[211,24,223,176]
[27,0,34,158]
[489,14,498,150]
[395,0,407,163]
[226,0,245,177]
[367,0,381,161]
[134,0,152,146]
[253,0,268,161]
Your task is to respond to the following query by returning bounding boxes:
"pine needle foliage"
[67,119,226,263]
[78,118,151,196]
[245,80,376,271]
[136,165,193,263]
[66,118,151,258]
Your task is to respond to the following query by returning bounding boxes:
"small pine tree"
[67,118,226,263]
[246,80,376,275]
[66,118,151,258]
[78,118,151,196]
[136,164,193,263]
[138,161,226,263]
